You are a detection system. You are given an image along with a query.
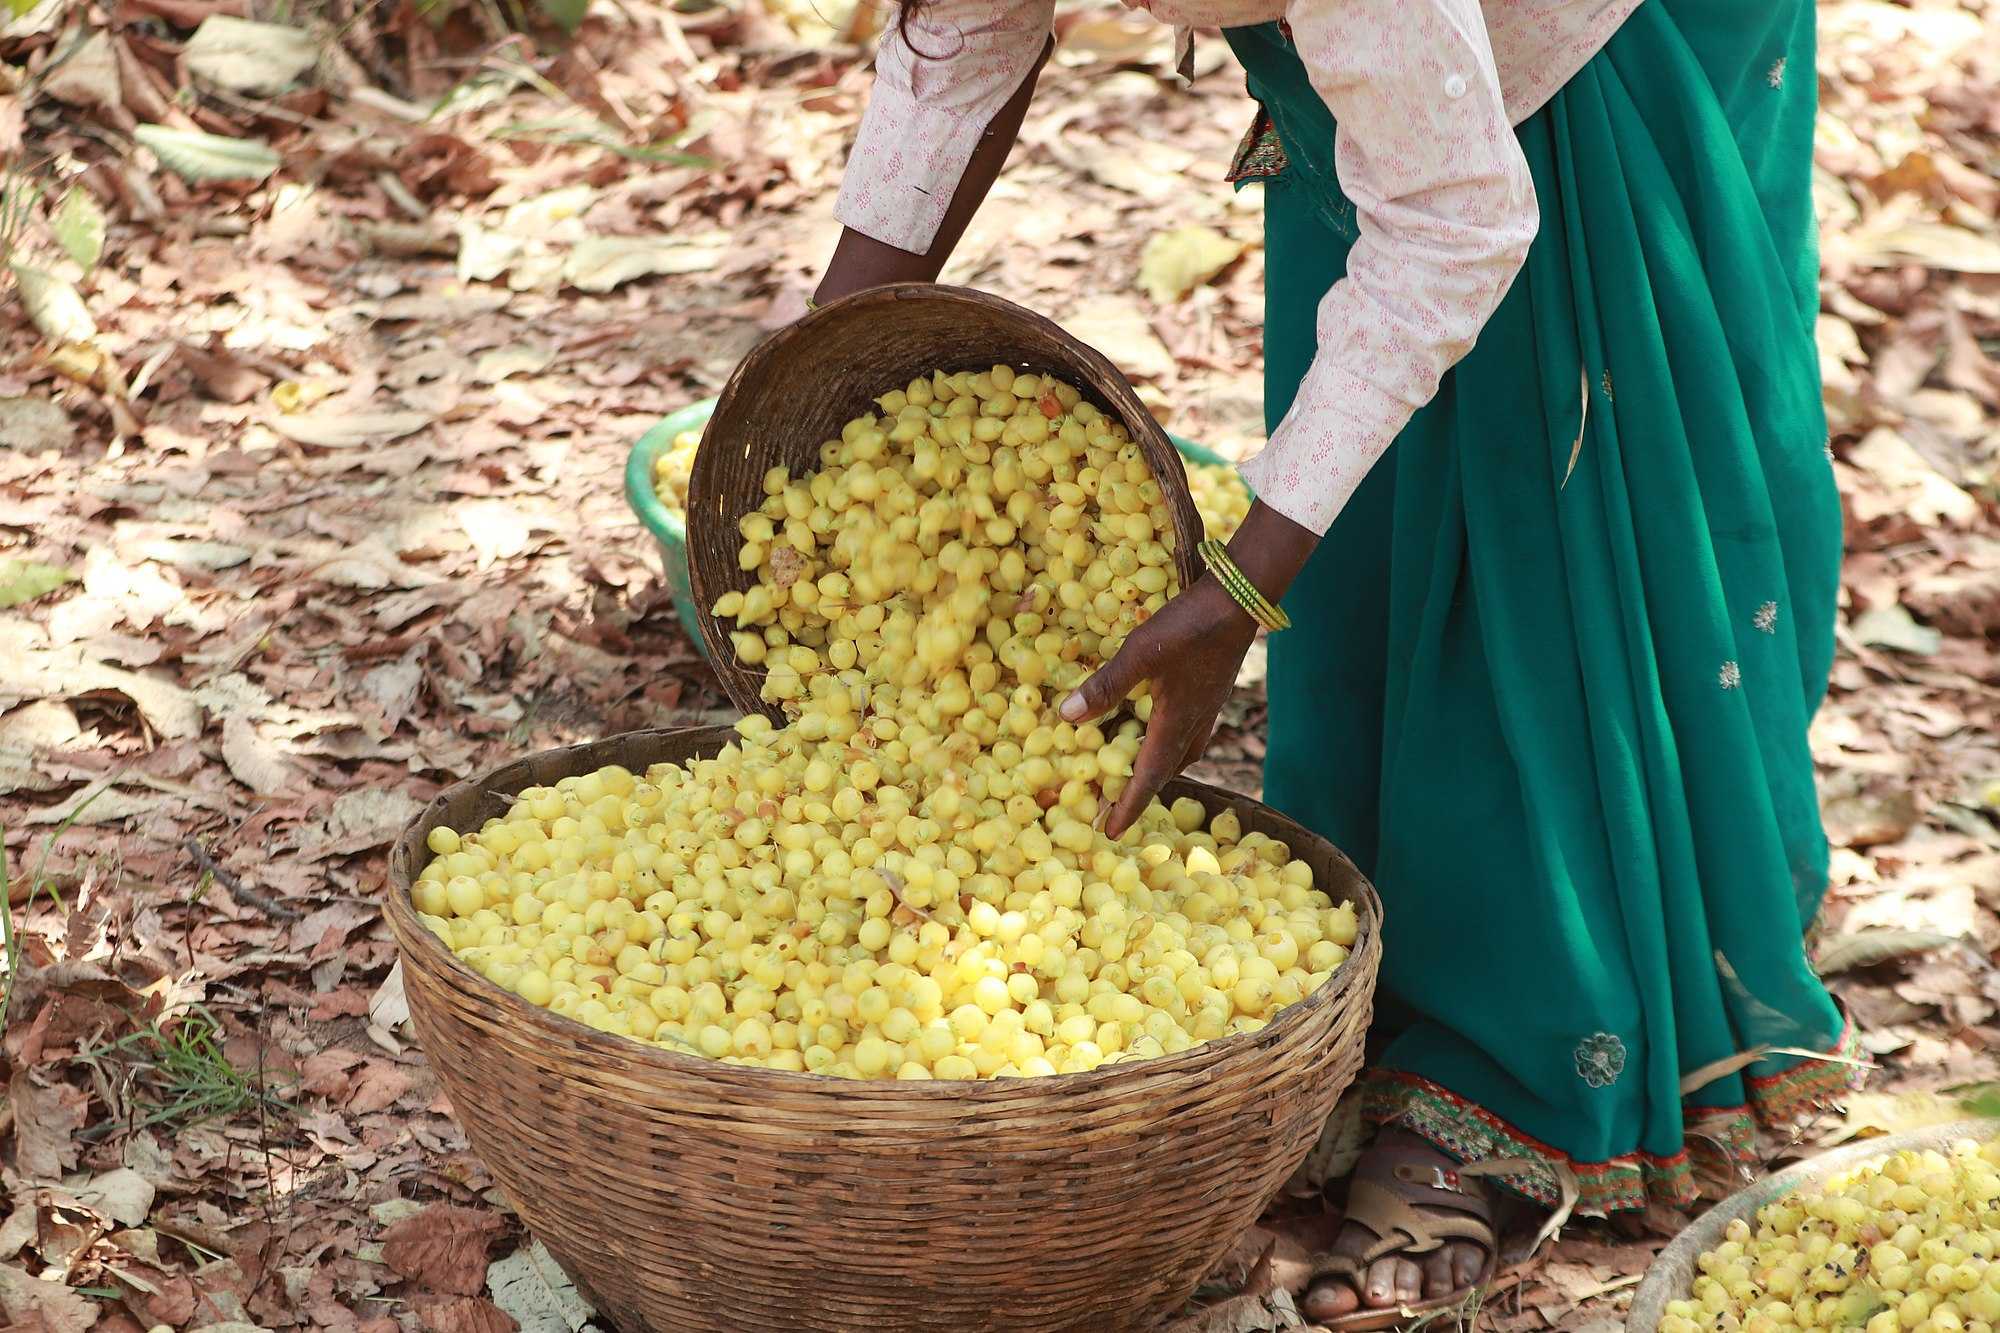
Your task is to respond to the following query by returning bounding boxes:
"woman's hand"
[1060,576,1259,839]
[1059,500,1320,838]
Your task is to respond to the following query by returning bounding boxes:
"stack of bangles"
[1197,539,1290,632]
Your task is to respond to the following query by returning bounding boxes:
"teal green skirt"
[1226,0,1861,1214]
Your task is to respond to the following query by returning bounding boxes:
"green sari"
[1226,0,1861,1214]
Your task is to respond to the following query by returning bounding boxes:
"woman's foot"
[1302,1129,1502,1323]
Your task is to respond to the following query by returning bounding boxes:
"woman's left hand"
[1059,576,1260,839]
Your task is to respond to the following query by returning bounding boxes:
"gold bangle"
[805,295,819,310]
[1198,540,1290,632]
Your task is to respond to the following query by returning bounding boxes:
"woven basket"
[685,284,1207,719]
[387,726,1383,1333]
[1626,1120,2000,1332]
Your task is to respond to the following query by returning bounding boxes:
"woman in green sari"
[815,0,1861,1322]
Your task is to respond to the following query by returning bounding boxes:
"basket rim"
[386,724,1384,1102]
[627,400,1232,543]
[623,397,719,548]
[685,282,1208,719]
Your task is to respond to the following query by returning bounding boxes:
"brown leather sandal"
[1310,1156,1509,1331]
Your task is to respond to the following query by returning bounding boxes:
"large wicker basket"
[685,284,1206,719]
[387,726,1383,1333]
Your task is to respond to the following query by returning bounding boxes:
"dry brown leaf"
[8,1075,86,1180]
[0,1263,101,1333]
[39,31,122,111]
[419,1297,519,1333]
[11,266,97,346]
[1138,225,1248,304]
[221,715,296,796]
[72,1169,156,1228]
[0,398,75,451]
[457,500,537,566]
[561,237,724,293]
[270,409,434,448]
[1855,221,2000,274]
[1061,298,1176,381]
[182,15,317,95]
[1053,7,1168,65]
[345,1059,412,1114]
[1847,427,1980,527]
[382,1205,507,1297]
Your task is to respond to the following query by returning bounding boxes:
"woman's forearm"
[1225,501,1319,606]
[816,35,1054,303]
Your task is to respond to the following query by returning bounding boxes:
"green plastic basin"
[625,398,717,659]
[624,398,1244,658]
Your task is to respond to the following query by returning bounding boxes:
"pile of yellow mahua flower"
[1662,1139,2000,1333]
[417,366,1352,1080]
[653,421,1254,543]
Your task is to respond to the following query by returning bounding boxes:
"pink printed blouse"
[835,0,1641,535]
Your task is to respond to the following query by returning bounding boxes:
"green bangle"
[1198,540,1290,632]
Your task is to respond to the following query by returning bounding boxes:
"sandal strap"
[1335,1177,1497,1267]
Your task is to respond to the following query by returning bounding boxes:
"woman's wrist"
[1189,573,1264,639]
[1221,500,1318,607]
[816,229,940,306]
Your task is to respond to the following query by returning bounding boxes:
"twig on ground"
[184,838,304,922]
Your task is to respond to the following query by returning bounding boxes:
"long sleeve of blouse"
[835,0,1608,535]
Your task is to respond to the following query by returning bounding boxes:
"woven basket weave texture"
[387,726,1383,1333]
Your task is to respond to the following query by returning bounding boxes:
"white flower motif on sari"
[1575,1032,1626,1088]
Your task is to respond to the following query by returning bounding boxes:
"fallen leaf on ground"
[11,265,97,345]
[0,399,75,451]
[1061,298,1176,381]
[269,409,434,448]
[418,1297,518,1333]
[182,15,318,95]
[1830,1089,1979,1144]
[1165,1241,1307,1332]
[72,1169,156,1228]
[221,715,297,796]
[562,237,724,293]
[487,1243,595,1333]
[134,125,282,183]
[1139,225,1248,304]
[1854,221,2000,274]
[1817,928,1960,976]
[8,1076,86,1179]
[38,30,121,111]
[382,1205,507,1297]
[473,345,555,383]
[0,1263,101,1333]
[1847,428,1980,528]
[0,560,75,610]
[50,189,106,271]
[1822,789,1921,848]
[1851,604,1944,656]
[369,963,411,1031]
[345,1060,413,1114]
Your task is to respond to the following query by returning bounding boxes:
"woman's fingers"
[1180,716,1218,771]
[1060,627,1156,724]
[1103,696,1198,838]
